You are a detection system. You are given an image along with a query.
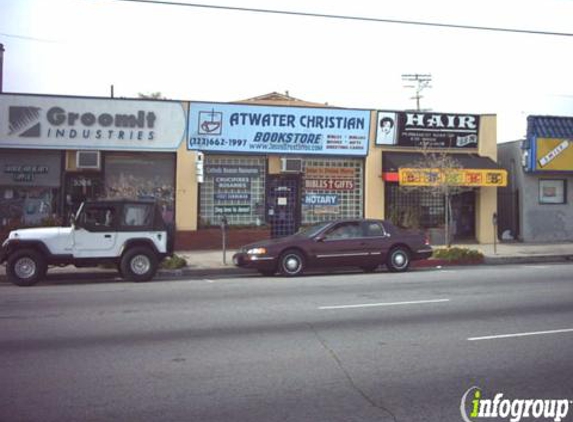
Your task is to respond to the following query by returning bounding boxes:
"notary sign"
[0,94,187,151]
[399,168,507,187]
[188,102,370,156]
[376,111,480,149]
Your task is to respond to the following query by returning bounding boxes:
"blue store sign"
[188,102,370,156]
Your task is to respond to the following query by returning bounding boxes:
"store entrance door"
[64,173,104,218]
[266,174,301,238]
[451,190,476,241]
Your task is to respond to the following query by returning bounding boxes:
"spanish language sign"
[188,102,370,156]
[535,138,573,171]
[399,168,507,187]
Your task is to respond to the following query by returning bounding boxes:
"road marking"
[468,328,573,341]
[318,298,450,310]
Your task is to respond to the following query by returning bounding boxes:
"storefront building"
[1,92,505,248]
[0,93,188,239]
[497,115,573,242]
[365,110,506,244]
[177,94,371,248]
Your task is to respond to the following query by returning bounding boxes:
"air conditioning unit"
[76,150,101,170]
[280,158,302,173]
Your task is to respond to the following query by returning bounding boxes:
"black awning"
[382,152,503,172]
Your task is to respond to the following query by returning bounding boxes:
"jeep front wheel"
[120,247,158,282]
[6,249,47,287]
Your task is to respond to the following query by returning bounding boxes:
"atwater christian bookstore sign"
[188,102,371,156]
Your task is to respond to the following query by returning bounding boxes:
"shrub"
[432,247,484,262]
[160,254,188,269]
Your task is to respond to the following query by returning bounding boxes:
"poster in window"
[539,180,565,204]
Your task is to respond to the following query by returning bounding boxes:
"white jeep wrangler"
[1,200,174,286]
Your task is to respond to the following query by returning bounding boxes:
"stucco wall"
[498,141,573,242]
[475,115,498,242]
[175,142,199,231]
[365,110,385,219]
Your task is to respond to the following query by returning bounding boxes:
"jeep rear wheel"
[7,249,47,287]
[120,247,158,282]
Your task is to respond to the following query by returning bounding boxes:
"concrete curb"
[156,266,257,279]
[484,254,573,265]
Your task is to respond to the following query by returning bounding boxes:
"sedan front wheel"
[279,250,305,276]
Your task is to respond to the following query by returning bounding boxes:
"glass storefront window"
[0,187,59,228]
[0,150,62,231]
[385,184,443,229]
[301,158,364,224]
[199,155,266,227]
[104,153,176,224]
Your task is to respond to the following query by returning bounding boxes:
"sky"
[1,0,572,142]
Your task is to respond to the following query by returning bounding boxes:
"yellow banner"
[399,168,507,187]
[535,138,573,171]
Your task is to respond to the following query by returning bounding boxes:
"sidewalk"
[1,242,573,281]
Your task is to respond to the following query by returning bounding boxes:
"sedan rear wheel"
[387,247,411,272]
[279,250,305,276]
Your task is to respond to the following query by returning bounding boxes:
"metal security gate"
[497,191,520,240]
[266,174,301,238]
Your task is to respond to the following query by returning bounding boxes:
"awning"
[382,152,507,187]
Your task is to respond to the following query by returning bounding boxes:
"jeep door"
[73,204,118,257]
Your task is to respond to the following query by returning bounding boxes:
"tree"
[138,92,166,100]
[399,144,470,247]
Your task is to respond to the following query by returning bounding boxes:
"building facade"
[498,116,573,242]
[0,93,187,238]
[1,92,504,247]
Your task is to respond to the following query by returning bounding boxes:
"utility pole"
[402,73,432,111]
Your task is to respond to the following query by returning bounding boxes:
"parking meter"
[492,212,498,254]
[221,215,228,264]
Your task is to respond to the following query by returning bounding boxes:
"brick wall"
[175,228,271,250]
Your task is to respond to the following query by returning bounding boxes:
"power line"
[110,0,573,37]
[0,32,59,43]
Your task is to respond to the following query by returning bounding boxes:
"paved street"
[1,264,572,422]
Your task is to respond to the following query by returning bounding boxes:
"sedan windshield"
[296,222,331,238]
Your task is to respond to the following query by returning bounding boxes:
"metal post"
[221,215,228,265]
[492,212,498,254]
[0,43,5,93]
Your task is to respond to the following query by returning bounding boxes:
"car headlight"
[247,247,267,255]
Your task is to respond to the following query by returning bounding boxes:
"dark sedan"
[233,219,432,276]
